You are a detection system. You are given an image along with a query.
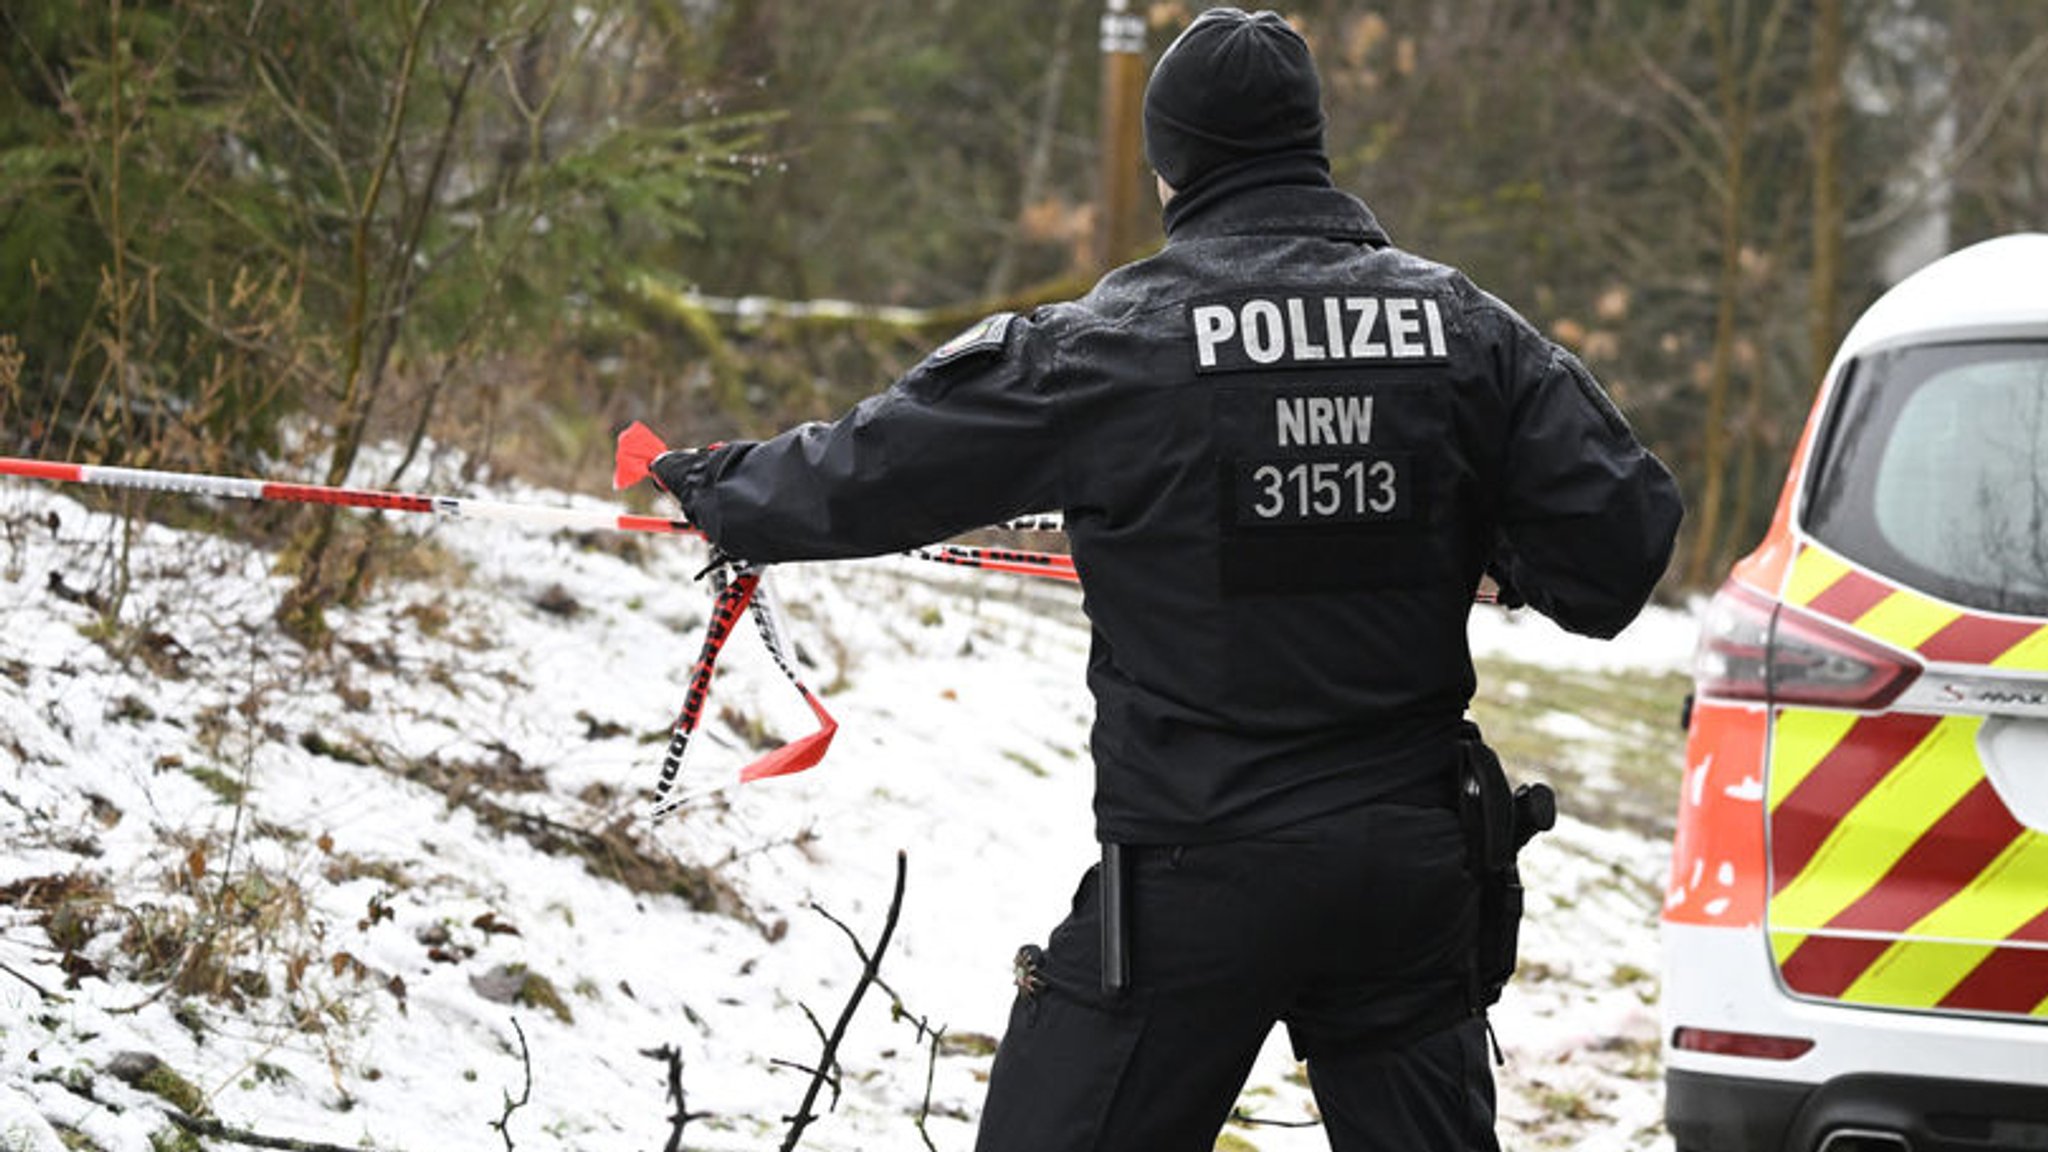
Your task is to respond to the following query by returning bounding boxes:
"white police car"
[1664,234,2048,1151]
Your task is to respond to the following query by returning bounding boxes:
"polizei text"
[1190,294,1450,373]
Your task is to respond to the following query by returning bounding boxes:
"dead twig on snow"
[812,890,952,1151]
[639,1044,712,1152]
[489,1017,533,1151]
[777,850,908,1152]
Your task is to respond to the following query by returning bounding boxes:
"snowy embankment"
[0,458,1697,1152]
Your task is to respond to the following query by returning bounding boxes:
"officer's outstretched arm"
[667,313,1064,565]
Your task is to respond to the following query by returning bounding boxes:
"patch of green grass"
[149,1129,205,1152]
[1001,750,1049,779]
[242,1061,295,1090]
[1611,962,1654,987]
[1469,655,1691,838]
[181,764,247,805]
[938,1032,999,1058]
[513,967,574,1025]
[1539,1087,1601,1121]
[120,1056,209,1116]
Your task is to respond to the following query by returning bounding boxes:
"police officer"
[653,8,1681,1150]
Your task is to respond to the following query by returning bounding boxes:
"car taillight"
[1693,582,1776,700]
[1671,1026,1815,1061]
[1693,580,1921,709]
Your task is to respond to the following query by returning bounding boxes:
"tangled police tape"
[0,424,1075,818]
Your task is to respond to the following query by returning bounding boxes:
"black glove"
[1483,560,1526,609]
[1483,536,1527,610]
[648,448,713,497]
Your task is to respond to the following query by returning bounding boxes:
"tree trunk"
[1683,5,1749,588]
[984,0,1084,298]
[1808,0,1843,391]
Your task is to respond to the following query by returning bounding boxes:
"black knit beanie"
[1142,8,1327,192]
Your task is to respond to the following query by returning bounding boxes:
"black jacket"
[670,180,1683,845]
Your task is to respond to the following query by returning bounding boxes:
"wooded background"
[4,1,2046,623]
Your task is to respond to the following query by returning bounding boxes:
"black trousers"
[973,800,1500,1152]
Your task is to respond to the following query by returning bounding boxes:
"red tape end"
[737,692,839,783]
[0,458,86,484]
[613,421,669,491]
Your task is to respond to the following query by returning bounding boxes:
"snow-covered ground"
[0,456,1698,1152]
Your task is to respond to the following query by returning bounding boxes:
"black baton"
[1101,842,1130,996]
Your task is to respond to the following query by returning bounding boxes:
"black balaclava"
[1142,8,1331,231]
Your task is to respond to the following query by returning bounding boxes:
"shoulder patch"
[928,312,1016,366]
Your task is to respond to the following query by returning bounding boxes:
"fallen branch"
[0,958,64,1002]
[166,1111,400,1152]
[778,850,908,1152]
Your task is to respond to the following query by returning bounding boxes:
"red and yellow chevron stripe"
[1784,546,2048,671]
[1765,545,2048,1019]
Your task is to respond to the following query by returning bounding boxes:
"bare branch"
[1847,31,2048,239]
[0,959,64,1002]
[639,1044,712,1152]
[489,1017,533,1152]
[909,1019,947,1152]
[778,850,908,1152]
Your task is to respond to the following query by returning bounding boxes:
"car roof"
[1833,232,2048,369]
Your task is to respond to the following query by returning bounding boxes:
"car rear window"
[1804,340,2048,619]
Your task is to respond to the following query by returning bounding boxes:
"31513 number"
[1234,454,1410,525]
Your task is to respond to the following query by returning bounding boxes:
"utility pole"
[1094,0,1148,272]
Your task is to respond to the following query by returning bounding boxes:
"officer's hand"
[648,448,711,497]
[1482,559,1527,610]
